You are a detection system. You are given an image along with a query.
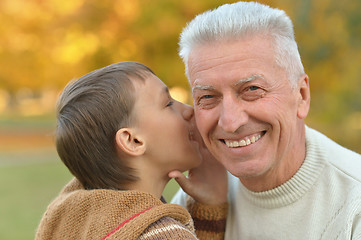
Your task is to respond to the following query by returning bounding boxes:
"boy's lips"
[189,130,195,141]
[189,125,205,149]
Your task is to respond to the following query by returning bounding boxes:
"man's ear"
[115,128,146,157]
[296,74,311,119]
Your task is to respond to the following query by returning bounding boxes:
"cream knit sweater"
[172,126,361,239]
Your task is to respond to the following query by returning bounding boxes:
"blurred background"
[0,0,360,239]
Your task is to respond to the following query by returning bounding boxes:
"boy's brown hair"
[56,61,154,190]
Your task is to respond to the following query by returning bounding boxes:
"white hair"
[179,1,305,87]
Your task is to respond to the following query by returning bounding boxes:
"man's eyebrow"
[192,85,215,93]
[233,74,264,87]
[191,74,264,93]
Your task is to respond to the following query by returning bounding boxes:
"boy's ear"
[115,128,146,157]
[296,74,311,119]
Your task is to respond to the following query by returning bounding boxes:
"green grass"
[0,116,57,238]
[0,148,180,240]
[0,114,56,130]
[0,158,72,240]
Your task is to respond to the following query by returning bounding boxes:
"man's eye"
[248,86,260,91]
[242,86,265,101]
[195,94,218,109]
[202,95,214,99]
[198,94,214,103]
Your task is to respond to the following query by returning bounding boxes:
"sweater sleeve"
[186,197,228,240]
[139,216,198,240]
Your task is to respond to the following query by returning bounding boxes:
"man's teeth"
[225,134,261,148]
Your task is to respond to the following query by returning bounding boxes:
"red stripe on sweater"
[101,207,153,240]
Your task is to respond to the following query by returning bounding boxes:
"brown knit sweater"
[35,178,227,239]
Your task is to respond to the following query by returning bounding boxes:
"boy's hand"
[168,135,228,205]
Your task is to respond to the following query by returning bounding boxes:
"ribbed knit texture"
[172,126,361,239]
[36,178,227,240]
[238,136,326,208]
[187,197,228,239]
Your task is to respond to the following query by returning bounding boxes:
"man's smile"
[221,131,266,148]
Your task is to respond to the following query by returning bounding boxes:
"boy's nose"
[182,103,194,121]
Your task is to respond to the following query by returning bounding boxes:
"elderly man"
[171,1,361,239]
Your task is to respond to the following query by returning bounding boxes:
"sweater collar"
[239,126,326,208]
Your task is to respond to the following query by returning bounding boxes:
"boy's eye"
[166,100,174,107]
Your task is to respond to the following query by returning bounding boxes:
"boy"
[36,61,228,239]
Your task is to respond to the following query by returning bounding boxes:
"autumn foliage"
[0,0,360,152]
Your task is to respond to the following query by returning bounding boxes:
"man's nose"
[218,95,248,133]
